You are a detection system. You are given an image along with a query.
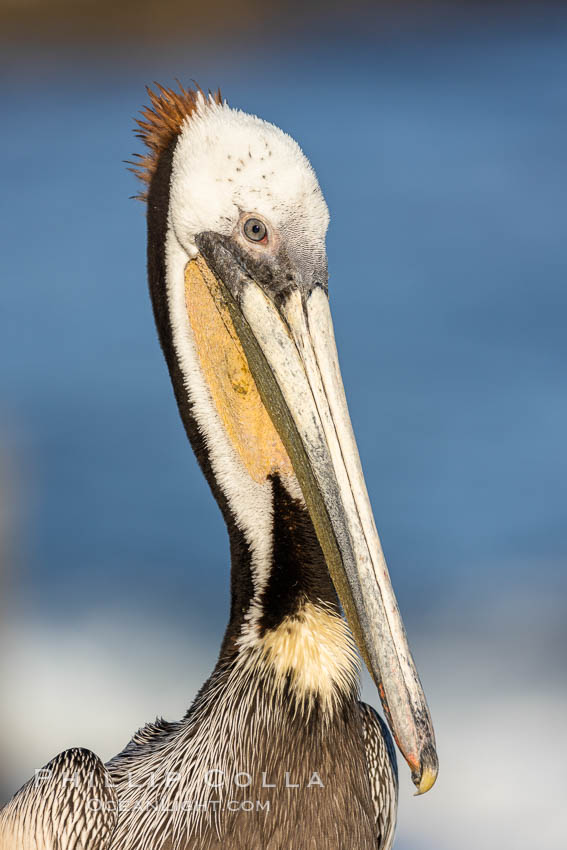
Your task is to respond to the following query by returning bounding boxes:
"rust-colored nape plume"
[130,82,222,200]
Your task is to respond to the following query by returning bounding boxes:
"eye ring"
[243,217,268,243]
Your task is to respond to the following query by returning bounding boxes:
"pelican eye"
[243,218,267,243]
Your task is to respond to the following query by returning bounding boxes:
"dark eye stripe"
[243,217,267,243]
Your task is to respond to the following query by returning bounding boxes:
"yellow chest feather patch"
[258,603,360,714]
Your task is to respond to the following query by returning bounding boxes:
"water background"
[1,6,566,847]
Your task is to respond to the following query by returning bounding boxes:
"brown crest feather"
[129,82,223,201]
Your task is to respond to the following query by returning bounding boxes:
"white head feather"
[168,96,330,261]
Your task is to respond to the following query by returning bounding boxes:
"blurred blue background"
[1,3,566,848]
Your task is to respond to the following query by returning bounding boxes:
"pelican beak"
[195,232,438,794]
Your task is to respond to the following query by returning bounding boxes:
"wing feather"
[0,748,117,850]
[359,701,399,850]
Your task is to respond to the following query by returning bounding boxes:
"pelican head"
[134,85,438,794]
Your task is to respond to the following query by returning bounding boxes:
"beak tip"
[412,745,439,796]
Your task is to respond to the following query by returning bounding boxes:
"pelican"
[0,83,438,850]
